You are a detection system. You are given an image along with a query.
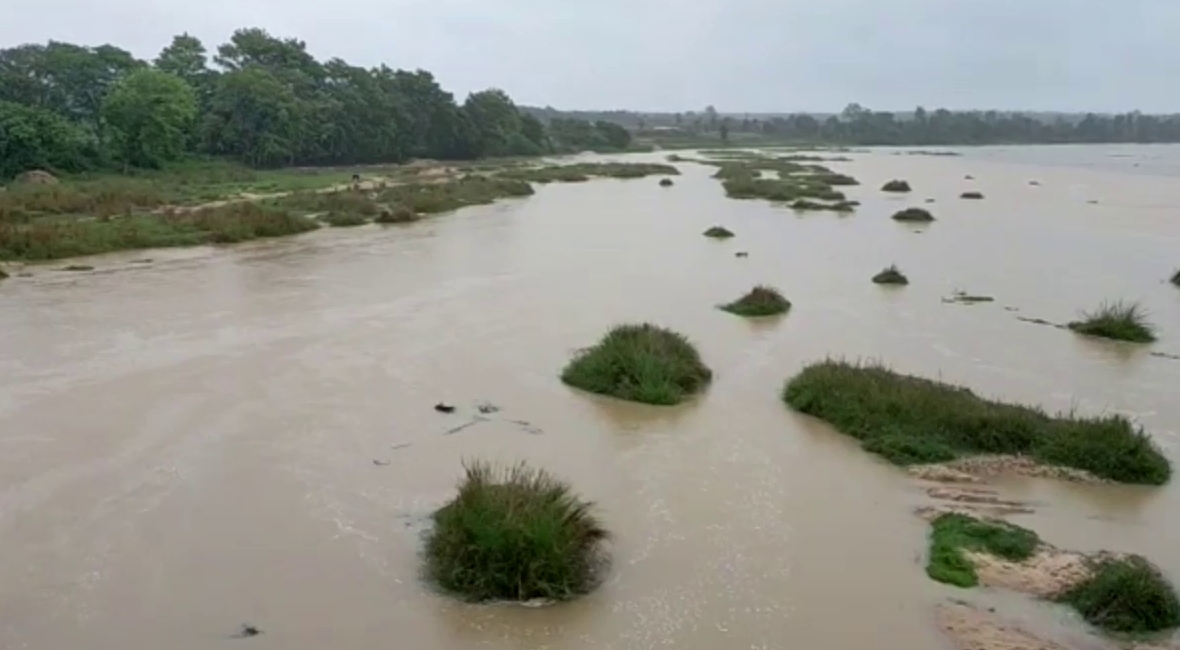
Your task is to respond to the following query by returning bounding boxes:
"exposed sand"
[936,602,1073,650]
[910,455,1107,485]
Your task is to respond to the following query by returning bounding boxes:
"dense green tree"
[102,69,198,168]
[201,67,301,167]
[0,100,95,178]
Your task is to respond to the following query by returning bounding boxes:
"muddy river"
[1,146,1178,649]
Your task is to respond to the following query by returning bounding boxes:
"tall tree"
[102,69,198,168]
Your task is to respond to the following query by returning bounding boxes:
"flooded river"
[1,146,1179,649]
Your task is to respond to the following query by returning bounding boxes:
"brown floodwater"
[1,146,1179,649]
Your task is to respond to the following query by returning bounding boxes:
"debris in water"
[735,251,749,258]
[1150,351,1180,361]
[434,403,456,413]
[444,416,488,435]
[507,419,545,436]
[1017,316,1062,328]
[476,402,500,414]
[233,624,262,638]
[373,459,391,466]
[390,442,412,450]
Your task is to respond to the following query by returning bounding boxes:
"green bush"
[926,513,1039,587]
[882,180,912,192]
[892,207,935,222]
[424,461,609,602]
[872,264,909,285]
[374,205,418,223]
[720,285,791,317]
[703,226,734,238]
[781,359,1171,484]
[1058,556,1180,633]
[561,323,713,405]
[1068,301,1157,343]
[1171,269,1180,287]
[659,178,674,187]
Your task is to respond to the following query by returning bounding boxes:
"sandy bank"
[909,455,1107,484]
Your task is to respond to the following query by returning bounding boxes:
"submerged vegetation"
[704,154,859,208]
[782,359,1171,484]
[1058,556,1180,633]
[891,207,935,222]
[882,180,912,192]
[961,191,985,199]
[703,226,734,238]
[424,460,609,602]
[926,513,1039,588]
[561,323,713,405]
[1067,301,1157,343]
[1170,269,1180,286]
[872,264,909,285]
[659,178,674,187]
[720,285,792,317]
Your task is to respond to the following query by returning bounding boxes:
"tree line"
[531,104,1180,147]
[0,29,634,178]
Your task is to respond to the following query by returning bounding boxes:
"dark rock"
[434,403,456,413]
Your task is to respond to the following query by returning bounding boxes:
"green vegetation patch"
[659,178,674,187]
[703,226,734,238]
[273,189,380,217]
[374,205,418,224]
[872,264,909,285]
[424,460,610,602]
[1058,556,1180,633]
[926,513,1039,588]
[497,162,678,183]
[1171,269,1180,286]
[1067,301,1157,343]
[321,212,368,227]
[561,323,713,405]
[791,199,858,213]
[781,359,1171,484]
[720,285,792,317]
[892,207,935,222]
[376,176,534,214]
[961,191,985,199]
[882,180,912,192]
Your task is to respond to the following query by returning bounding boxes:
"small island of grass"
[1170,269,1180,287]
[782,359,1171,484]
[872,264,909,285]
[927,513,1039,588]
[561,323,713,405]
[659,178,674,187]
[882,179,912,192]
[961,191,985,199]
[1059,556,1180,633]
[892,207,935,222]
[720,285,791,317]
[1067,301,1157,343]
[424,460,610,602]
[703,226,734,239]
[322,212,368,227]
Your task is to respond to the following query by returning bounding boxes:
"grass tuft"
[781,359,1171,484]
[424,460,610,602]
[561,323,713,405]
[720,285,792,317]
[1067,301,1157,343]
[1058,556,1180,633]
[892,207,935,222]
[659,178,674,187]
[926,513,1040,588]
[872,264,909,285]
[1171,269,1180,286]
[321,212,368,227]
[703,226,734,239]
[961,191,985,199]
[882,180,912,192]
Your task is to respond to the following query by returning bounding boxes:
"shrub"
[322,212,368,227]
[424,460,609,602]
[781,359,1171,484]
[1058,556,1180,633]
[375,205,418,224]
[1067,301,1157,343]
[872,264,909,285]
[703,226,734,238]
[892,207,935,222]
[659,178,674,187]
[961,191,985,199]
[720,285,791,317]
[1170,269,1179,287]
[926,513,1039,588]
[561,323,713,405]
[882,180,912,192]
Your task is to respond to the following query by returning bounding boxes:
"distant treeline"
[0,29,634,178]
[526,103,1180,146]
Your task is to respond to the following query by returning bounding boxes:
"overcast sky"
[5,0,1178,113]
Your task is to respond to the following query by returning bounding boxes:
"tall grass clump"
[321,212,368,227]
[781,359,1171,484]
[378,176,533,214]
[720,285,791,317]
[892,207,935,222]
[1058,556,1180,633]
[926,513,1039,588]
[374,205,418,224]
[1067,301,1157,343]
[882,180,912,192]
[424,460,610,602]
[561,323,713,405]
[872,264,909,285]
[961,191,985,199]
[703,226,734,238]
[1171,269,1180,287]
[659,178,674,187]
